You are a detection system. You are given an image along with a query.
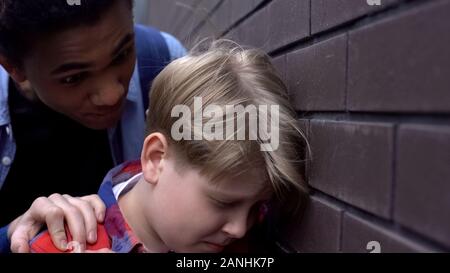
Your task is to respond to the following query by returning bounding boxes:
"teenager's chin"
[78,115,121,130]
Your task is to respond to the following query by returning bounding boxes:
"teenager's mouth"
[85,101,124,118]
[86,111,117,118]
[80,102,125,129]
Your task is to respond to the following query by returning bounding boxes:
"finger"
[47,194,87,251]
[79,194,106,223]
[63,194,98,244]
[11,219,43,253]
[11,196,67,252]
[27,196,69,251]
[8,215,27,253]
[10,224,31,253]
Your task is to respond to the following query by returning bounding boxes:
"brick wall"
[144,0,450,253]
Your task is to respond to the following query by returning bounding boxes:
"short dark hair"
[0,0,133,66]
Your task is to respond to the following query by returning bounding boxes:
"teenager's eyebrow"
[51,32,134,76]
[111,32,134,57]
[51,62,94,75]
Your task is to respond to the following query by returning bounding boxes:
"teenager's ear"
[0,55,27,83]
[141,133,169,184]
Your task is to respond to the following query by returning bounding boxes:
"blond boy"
[29,40,308,253]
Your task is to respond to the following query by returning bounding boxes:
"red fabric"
[120,162,141,175]
[30,224,111,253]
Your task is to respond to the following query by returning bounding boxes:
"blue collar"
[97,160,146,253]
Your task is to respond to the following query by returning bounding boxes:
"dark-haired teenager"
[0,0,186,252]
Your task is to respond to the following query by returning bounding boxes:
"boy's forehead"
[207,169,272,199]
[207,183,272,202]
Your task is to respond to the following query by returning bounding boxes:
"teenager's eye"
[112,46,134,65]
[60,73,86,85]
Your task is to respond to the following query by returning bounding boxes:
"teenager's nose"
[90,78,125,107]
[222,212,248,239]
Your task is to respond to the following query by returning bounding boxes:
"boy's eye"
[216,200,233,208]
[211,198,235,208]
[60,73,86,85]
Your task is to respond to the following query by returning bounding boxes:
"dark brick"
[287,34,347,111]
[395,124,450,248]
[214,0,232,34]
[181,0,221,37]
[172,0,208,39]
[230,0,256,26]
[271,55,287,84]
[311,0,400,34]
[192,26,214,43]
[268,0,310,52]
[280,196,343,253]
[253,0,264,8]
[297,119,311,185]
[348,0,450,112]
[162,2,185,34]
[342,212,436,253]
[151,1,195,35]
[148,0,169,30]
[309,120,394,218]
[197,0,220,12]
[182,0,228,43]
[222,25,241,44]
[234,7,270,50]
[134,0,150,24]
[297,119,310,139]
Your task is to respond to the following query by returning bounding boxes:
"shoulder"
[0,67,10,125]
[134,24,187,61]
[0,225,11,253]
[30,224,111,253]
[160,31,187,60]
[0,66,9,108]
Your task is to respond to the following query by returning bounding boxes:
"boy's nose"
[222,213,248,239]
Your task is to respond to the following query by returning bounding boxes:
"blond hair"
[146,39,309,202]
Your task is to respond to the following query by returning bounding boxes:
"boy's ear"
[141,133,169,184]
[0,55,27,83]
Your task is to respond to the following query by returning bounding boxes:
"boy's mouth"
[204,238,234,251]
[204,242,226,251]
